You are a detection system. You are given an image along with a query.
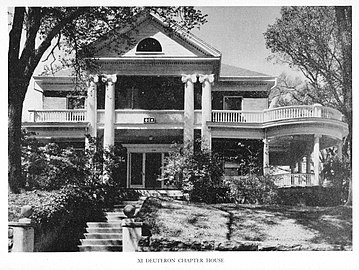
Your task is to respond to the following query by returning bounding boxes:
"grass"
[138,197,352,250]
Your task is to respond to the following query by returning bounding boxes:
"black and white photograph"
[4,2,357,270]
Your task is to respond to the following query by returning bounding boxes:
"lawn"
[138,197,352,251]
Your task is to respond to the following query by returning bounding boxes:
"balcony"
[26,105,343,127]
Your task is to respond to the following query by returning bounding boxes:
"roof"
[220,63,271,77]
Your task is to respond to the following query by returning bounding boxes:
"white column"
[103,74,117,149]
[306,153,311,174]
[263,138,270,175]
[298,159,302,173]
[313,134,321,185]
[199,74,214,150]
[86,75,98,148]
[337,140,343,160]
[181,74,197,147]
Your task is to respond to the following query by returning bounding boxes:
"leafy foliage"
[264,6,352,154]
[21,131,126,203]
[321,148,350,204]
[161,140,227,203]
[226,174,279,205]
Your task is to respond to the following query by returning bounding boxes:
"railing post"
[313,103,322,117]
[8,206,34,252]
[121,205,142,252]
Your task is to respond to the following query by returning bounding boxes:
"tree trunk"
[8,79,29,193]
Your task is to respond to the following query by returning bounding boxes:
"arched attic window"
[136,38,162,53]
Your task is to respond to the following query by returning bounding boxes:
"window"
[223,96,242,110]
[136,38,162,52]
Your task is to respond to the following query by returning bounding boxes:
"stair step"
[105,212,127,221]
[86,228,122,234]
[84,233,122,239]
[86,222,122,228]
[79,245,122,252]
[81,239,122,245]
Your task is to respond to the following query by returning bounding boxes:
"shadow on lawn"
[216,204,352,246]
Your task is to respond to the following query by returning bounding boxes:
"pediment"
[89,15,221,59]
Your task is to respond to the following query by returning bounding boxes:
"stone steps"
[80,239,122,245]
[78,198,145,252]
[84,233,122,239]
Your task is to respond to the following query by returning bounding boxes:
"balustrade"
[27,105,343,125]
[274,173,315,187]
[28,110,87,122]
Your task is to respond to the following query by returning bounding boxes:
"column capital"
[86,75,99,86]
[181,74,197,84]
[102,74,117,84]
[199,74,215,84]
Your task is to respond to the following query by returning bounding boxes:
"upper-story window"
[136,38,162,53]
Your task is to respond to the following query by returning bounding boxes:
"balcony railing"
[28,109,87,122]
[212,105,343,124]
[27,105,343,125]
[274,173,315,187]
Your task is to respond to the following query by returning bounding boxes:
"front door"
[129,152,163,188]
[145,153,162,188]
[130,153,144,188]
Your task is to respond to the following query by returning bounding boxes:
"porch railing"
[28,109,87,122]
[212,105,343,124]
[27,105,343,124]
[274,173,315,187]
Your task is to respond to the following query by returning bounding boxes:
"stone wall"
[138,237,348,251]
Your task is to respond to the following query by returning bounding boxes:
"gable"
[90,16,220,59]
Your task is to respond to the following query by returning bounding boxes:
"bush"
[161,140,229,203]
[21,132,127,191]
[321,151,351,204]
[227,174,279,204]
[29,185,104,251]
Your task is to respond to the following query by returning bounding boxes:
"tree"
[8,7,207,193]
[264,6,352,204]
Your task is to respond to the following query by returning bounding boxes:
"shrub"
[161,140,229,203]
[227,174,279,204]
[29,185,104,251]
[21,132,127,193]
[321,151,351,204]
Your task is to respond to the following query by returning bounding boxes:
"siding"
[43,97,67,109]
[242,98,268,111]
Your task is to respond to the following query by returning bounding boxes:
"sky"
[193,6,287,77]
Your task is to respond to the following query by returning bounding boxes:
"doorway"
[127,145,172,189]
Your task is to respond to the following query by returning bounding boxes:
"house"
[22,13,349,190]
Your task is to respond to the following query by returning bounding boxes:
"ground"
[139,197,352,250]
